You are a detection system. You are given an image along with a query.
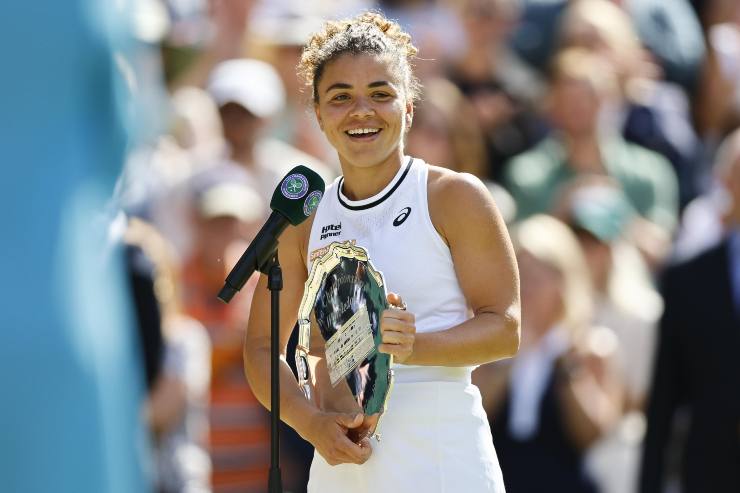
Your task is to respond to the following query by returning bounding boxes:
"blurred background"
[2,0,739,492]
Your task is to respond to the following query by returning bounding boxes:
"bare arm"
[243,221,371,465]
[396,169,520,366]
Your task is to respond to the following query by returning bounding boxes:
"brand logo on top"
[393,207,411,227]
[303,190,323,217]
[320,222,342,240]
[281,173,309,199]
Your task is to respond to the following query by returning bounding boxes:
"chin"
[341,149,391,169]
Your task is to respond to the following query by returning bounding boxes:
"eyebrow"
[324,80,392,93]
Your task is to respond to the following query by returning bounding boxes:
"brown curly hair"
[298,11,421,104]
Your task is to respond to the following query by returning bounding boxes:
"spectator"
[694,1,740,140]
[623,0,706,95]
[447,0,547,181]
[554,177,662,493]
[180,179,270,493]
[673,126,740,260]
[126,218,212,493]
[508,0,568,71]
[503,47,679,269]
[249,11,340,171]
[558,0,705,209]
[476,215,623,493]
[554,177,661,409]
[406,77,489,178]
[639,127,740,493]
[206,58,334,205]
[377,0,468,79]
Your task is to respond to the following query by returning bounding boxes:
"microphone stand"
[261,252,283,493]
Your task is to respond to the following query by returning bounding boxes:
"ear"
[405,100,413,128]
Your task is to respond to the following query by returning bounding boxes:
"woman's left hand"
[379,292,416,364]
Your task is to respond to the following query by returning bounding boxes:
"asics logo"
[393,207,411,227]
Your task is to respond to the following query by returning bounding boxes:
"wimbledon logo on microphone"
[304,190,323,216]
[281,173,309,199]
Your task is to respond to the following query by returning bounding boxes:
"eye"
[330,93,350,102]
[372,91,392,100]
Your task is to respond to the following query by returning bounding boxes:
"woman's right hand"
[304,412,373,466]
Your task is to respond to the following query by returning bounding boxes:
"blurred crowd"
[31,0,740,492]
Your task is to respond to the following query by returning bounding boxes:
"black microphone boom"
[217,165,325,304]
[217,212,288,303]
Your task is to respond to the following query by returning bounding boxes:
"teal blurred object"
[0,1,153,492]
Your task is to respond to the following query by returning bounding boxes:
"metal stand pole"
[266,255,283,493]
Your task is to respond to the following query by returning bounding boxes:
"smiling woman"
[243,11,521,493]
[297,12,421,188]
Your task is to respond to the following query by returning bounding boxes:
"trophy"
[295,241,393,440]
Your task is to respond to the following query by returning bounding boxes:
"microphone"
[217,165,325,303]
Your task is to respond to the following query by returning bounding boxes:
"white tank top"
[307,157,473,383]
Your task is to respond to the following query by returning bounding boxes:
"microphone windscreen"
[270,165,326,226]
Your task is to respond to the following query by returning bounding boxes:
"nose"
[350,96,374,118]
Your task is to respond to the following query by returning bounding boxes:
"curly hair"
[298,12,421,104]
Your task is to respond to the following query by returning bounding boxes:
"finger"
[381,317,416,334]
[335,413,363,429]
[357,440,372,463]
[382,309,415,323]
[382,330,414,345]
[335,434,371,464]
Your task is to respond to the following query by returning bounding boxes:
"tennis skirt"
[307,380,506,493]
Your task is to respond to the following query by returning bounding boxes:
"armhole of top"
[419,163,454,258]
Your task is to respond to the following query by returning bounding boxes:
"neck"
[231,143,255,166]
[562,132,604,173]
[339,151,405,201]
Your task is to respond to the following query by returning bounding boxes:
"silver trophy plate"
[296,241,393,439]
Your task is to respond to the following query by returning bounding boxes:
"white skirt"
[307,380,506,493]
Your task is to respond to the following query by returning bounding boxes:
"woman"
[475,215,623,492]
[243,12,520,493]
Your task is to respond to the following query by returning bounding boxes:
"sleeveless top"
[306,156,473,383]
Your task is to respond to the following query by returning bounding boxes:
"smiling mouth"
[345,128,381,140]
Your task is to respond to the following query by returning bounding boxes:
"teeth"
[347,128,379,135]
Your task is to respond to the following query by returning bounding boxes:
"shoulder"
[609,138,676,183]
[426,165,503,243]
[427,165,492,209]
[502,137,562,189]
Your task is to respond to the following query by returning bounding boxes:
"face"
[517,250,564,341]
[548,75,601,136]
[572,227,612,292]
[219,102,263,153]
[462,0,517,47]
[314,53,413,169]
